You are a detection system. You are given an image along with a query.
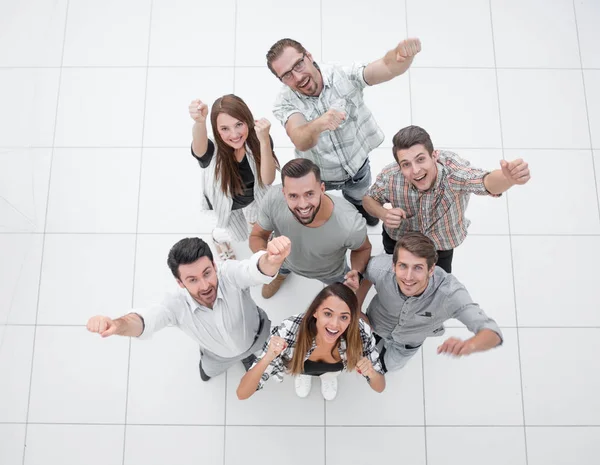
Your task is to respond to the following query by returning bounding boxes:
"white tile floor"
[1,0,599,464]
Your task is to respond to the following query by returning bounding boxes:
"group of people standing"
[87,36,531,402]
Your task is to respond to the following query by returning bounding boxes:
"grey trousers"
[380,339,422,372]
[200,307,271,377]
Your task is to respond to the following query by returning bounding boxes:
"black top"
[191,137,273,211]
[303,359,344,377]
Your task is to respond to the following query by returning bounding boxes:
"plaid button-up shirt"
[253,313,383,390]
[367,150,499,251]
[273,63,384,182]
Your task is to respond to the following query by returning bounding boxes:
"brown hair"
[392,125,434,163]
[393,232,438,269]
[266,38,308,78]
[281,158,321,186]
[210,94,276,196]
[288,283,363,375]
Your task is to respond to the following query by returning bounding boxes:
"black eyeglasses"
[279,54,307,82]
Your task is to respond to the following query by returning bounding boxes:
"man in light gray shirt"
[351,232,502,372]
[250,158,372,299]
[86,235,291,381]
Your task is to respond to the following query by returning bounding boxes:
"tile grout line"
[3,65,600,70]
[571,0,600,224]
[120,2,155,464]
[487,1,529,463]
[20,1,72,464]
[321,2,326,462]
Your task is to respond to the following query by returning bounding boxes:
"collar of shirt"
[182,285,225,313]
[409,160,446,194]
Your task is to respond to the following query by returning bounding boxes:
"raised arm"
[254,119,277,185]
[363,38,422,86]
[189,99,209,157]
[249,222,273,253]
[285,111,346,151]
[237,335,287,400]
[483,158,531,195]
[86,313,144,338]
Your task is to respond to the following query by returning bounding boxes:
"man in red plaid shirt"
[363,125,530,273]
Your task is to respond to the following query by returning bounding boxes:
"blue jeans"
[323,158,372,206]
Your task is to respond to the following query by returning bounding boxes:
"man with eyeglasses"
[361,125,530,273]
[266,37,421,227]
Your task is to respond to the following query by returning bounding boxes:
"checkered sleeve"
[443,151,500,197]
[366,168,391,204]
[273,90,303,126]
[359,319,385,377]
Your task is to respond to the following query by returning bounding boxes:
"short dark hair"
[281,158,321,185]
[392,232,438,270]
[266,38,308,77]
[167,237,214,279]
[392,125,434,162]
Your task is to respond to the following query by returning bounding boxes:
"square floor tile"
[506,150,599,234]
[584,71,600,149]
[327,427,426,464]
[491,0,580,68]
[0,234,43,325]
[235,0,321,67]
[0,69,60,147]
[37,234,136,325]
[127,327,226,425]
[407,0,495,68]
[149,0,235,66]
[28,326,129,423]
[526,427,600,465]
[427,427,527,465]
[575,0,600,68]
[511,236,600,327]
[124,426,224,465]
[0,0,67,66]
[497,69,589,149]
[225,426,323,465]
[520,328,600,425]
[452,235,516,327]
[143,68,233,147]
[0,326,34,422]
[55,68,147,147]
[225,363,324,426]
[24,425,124,465]
[62,0,152,66]
[137,149,217,233]
[0,424,25,465]
[411,69,501,148]
[0,149,51,233]
[423,328,523,425]
[322,0,406,63]
[326,359,424,426]
[46,149,141,233]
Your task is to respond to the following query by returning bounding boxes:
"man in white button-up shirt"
[86,235,291,381]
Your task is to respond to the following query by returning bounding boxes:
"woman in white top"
[189,94,278,260]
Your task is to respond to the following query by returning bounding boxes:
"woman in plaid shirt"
[236,283,385,401]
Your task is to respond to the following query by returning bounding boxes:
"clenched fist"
[254,118,271,144]
[86,315,119,338]
[382,203,407,229]
[265,235,292,266]
[189,99,208,123]
[500,158,530,186]
[318,108,346,132]
[265,335,287,361]
[395,38,422,62]
[356,356,377,378]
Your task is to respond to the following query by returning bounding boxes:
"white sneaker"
[320,376,338,401]
[294,374,312,398]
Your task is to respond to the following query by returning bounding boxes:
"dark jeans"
[382,228,454,274]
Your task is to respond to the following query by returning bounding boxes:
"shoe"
[355,203,379,227]
[320,376,338,401]
[212,238,236,261]
[294,374,313,398]
[241,354,257,371]
[199,359,211,382]
[261,273,288,299]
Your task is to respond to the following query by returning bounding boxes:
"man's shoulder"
[430,266,468,297]
[378,162,403,178]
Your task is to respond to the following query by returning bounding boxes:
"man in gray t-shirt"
[351,232,502,372]
[250,158,372,298]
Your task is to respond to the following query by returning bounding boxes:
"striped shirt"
[272,63,384,182]
[253,313,383,390]
[366,150,499,250]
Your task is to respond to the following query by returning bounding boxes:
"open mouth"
[325,327,339,336]
[298,76,310,89]
[401,281,416,287]
[414,173,426,182]
[296,207,312,217]
[200,288,215,297]
[230,136,243,144]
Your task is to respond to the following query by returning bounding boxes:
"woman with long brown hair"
[236,283,385,400]
[189,94,278,260]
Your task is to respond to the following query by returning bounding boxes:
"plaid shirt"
[367,150,499,250]
[254,313,383,390]
[273,63,384,182]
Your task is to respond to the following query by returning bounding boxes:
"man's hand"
[500,159,530,186]
[254,118,271,144]
[356,356,377,378]
[189,99,208,123]
[265,235,291,266]
[382,203,407,229]
[86,316,120,338]
[344,270,361,292]
[318,109,346,132]
[265,336,287,362]
[395,38,422,62]
[437,337,476,357]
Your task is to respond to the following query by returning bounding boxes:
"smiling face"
[270,46,323,96]
[394,248,435,297]
[216,112,249,151]
[176,256,219,308]
[313,295,352,344]
[396,144,439,191]
[282,172,325,225]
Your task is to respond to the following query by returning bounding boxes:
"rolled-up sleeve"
[273,90,302,126]
[359,319,385,376]
[443,151,500,197]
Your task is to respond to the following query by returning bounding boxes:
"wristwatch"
[357,271,364,284]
